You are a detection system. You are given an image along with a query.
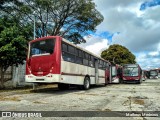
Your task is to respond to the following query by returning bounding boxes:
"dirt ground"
[0,79,160,120]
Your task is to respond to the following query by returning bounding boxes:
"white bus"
[25,36,111,90]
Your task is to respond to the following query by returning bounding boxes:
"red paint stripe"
[61,72,105,78]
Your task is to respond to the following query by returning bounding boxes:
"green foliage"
[0,17,28,66]
[1,0,103,43]
[101,44,136,65]
[0,17,29,88]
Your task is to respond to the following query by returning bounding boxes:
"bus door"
[94,59,99,84]
[111,66,120,83]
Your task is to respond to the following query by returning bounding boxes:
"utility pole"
[33,11,36,39]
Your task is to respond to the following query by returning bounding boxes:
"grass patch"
[33,101,42,104]
[128,96,131,99]
[104,108,112,111]
[96,108,112,111]
[33,101,48,104]
[134,99,145,105]
[0,96,21,101]
[33,101,44,104]
[127,96,145,105]
[86,93,99,96]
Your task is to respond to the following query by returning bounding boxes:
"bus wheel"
[136,80,140,84]
[83,77,90,90]
[58,83,69,90]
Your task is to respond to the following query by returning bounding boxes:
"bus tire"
[58,83,69,90]
[137,80,141,84]
[83,77,90,90]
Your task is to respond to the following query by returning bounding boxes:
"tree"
[1,0,103,44]
[101,44,136,65]
[0,17,30,89]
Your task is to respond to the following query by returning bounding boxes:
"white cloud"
[142,5,160,22]
[79,1,160,69]
[85,39,109,56]
[94,0,160,49]
[136,53,146,61]
[136,52,160,69]
[79,36,109,56]
[92,0,160,69]
[148,51,159,56]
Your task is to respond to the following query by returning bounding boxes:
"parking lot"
[0,79,160,120]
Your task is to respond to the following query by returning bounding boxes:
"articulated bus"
[109,64,122,83]
[25,36,110,90]
[122,64,142,84]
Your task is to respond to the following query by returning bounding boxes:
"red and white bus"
[109,64,122,83]
[122,64,142,84]
[25,36,110,90]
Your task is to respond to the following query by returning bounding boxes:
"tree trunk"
[0,66,5,89]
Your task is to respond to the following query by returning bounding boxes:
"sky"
[79,0,160,70]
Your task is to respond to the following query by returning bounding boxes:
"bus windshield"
[30,39,55,57]
[150,71,158,76]
[123,67,138,76]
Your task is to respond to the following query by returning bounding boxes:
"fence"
[12,63,27,87]
[0,62,32,88]
[0,66,13,81]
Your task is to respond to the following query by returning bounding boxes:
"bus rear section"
[122,64,142,84]
[25,36,61,83]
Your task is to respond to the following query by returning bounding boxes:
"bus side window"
[83,52,89,66]
[62,43,76,63]
[105,63,109,70]
[98,60,103,69]
[89,55,94,67]
[75,49,78,56]
[76,57,83,64]
[68,45,75,54]
[62,52,75,62]
[76,49,83,64]
[62,52,68,61]
[62,43,67,51]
